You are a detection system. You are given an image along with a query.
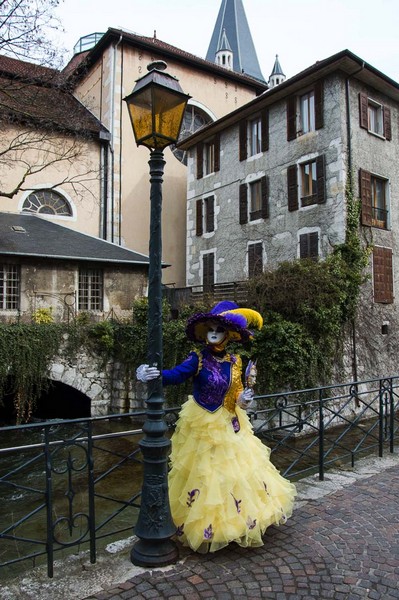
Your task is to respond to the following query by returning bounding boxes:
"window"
[287,81,324,141]
[299,91,315,134]
[359,169,389,229]
[359,93,391,140]
[196,196,215,235]
[239,176,269,224]
[287,155,326,211]
[78,268,103,311]
[172,104,214,165]
[299,232,319,260]
[196,134,220,179]
[22,189,72,216]
[0,264,20,310]
[373,246,393,303]
[300,160,317,205]
[248,242,263,278]
[239,109,269,161]
[202,253,215,291]
[248,117,262,156]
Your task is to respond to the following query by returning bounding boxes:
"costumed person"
[136,301,296,553]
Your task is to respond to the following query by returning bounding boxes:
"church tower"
[268,54,285,88]
[215,28,233,71]
[206,0,266,83]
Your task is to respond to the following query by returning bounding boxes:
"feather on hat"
[186,301,263,343]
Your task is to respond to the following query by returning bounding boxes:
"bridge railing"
[0,375,398,578]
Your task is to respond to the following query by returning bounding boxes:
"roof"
[0,212,150,266]
[206,0,266,83]
[0,54,108,138]
[64,27,268,95]
[179,49,399,149]
[270,55,285,77]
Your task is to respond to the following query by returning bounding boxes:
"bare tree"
[0,0,65,67]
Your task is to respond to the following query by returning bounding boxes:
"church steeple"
[268,54,285,88]
[216,28,233,70]
[206,0,265,83]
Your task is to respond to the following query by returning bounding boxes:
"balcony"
[163,280,249,310]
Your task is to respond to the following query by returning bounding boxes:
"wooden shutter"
[287,165,298,211]
[261,109,269,152]
[214,133,220,171]
[205,196,215,232]
[248,243,263,278]
[239,183,248,224]
[359,168,372,226]
[287,96,297,141]
[203,253,215,291]
[300,232,319,260]
[196,199,203,236]
[196,142,203,179]
[261,176,269,218]
[314,80,324,130]
[359,92,368,130]
[239,120,247,161]
[373,246,393,303]
[383,106,392,141]
[316,155,326,204]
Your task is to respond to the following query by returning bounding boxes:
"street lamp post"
[124,61,190,567]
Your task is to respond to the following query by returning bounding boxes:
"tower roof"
[206,0,265,83]
[218,28,232,52]
[270,54,285,77]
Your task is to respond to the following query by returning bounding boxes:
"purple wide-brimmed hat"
[186,301,263,344]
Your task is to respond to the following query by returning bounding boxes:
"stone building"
[179,49,399,380]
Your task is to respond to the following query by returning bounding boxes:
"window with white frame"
[249,180,263,221]
[248,116,262,156]
[204,140,215,175]
[22,189,73,216]
[359,169,389,229]
[78,268,103,311]
[300,160,317,205]
[359,92,391,140]
[299,90,315,134]
[0,264,20,310]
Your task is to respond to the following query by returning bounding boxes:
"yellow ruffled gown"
[166,352,296,553]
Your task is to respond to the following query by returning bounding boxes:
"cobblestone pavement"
[83,464,399,600]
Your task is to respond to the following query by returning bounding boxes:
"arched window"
[171,104,214,165]
[22,189,73,216]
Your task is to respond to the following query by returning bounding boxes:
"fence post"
[378,378,386,458]
[318,389,324,481]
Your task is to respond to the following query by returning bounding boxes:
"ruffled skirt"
[168,398,296,553]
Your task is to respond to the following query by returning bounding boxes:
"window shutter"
[248,243,263,278]
[287,96,297,141]
[359,168,372,226]
[196,199,203,236]
[239,120,247,161]
[373,246,393,303]
[309,232,319,258]
[196,142,203,179]
[261,109,269,152]
[359,92,368,130]
[239,183,248,224]
[214,133,220,171]
[316,154,326,204]
[205,196,215,232]
[383,106,392,141]
[287,165,298,211]
[261,175,269,218]
[203,253,215,290]
[314,80,324,130]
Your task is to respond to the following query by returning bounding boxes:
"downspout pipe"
[110,34,123,243]
[345,62,364,385]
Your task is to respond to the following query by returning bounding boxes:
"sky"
[55,0,399,83]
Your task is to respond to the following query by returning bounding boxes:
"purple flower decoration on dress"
[176,524,184,537]
[231,493,242,513]
[186,488,200,507]
[246,516,257,530]
[204,524,213,540]
[231,416,240,432]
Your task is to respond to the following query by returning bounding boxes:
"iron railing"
[0,375,398,578]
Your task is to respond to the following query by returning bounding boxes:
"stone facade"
[181,50,399,381]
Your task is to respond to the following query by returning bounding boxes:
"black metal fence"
[0,375,398,578]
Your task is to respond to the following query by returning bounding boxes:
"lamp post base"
[131,537,179,568]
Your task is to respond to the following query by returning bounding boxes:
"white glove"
[136,364,160,382]
[237,387,254,409]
